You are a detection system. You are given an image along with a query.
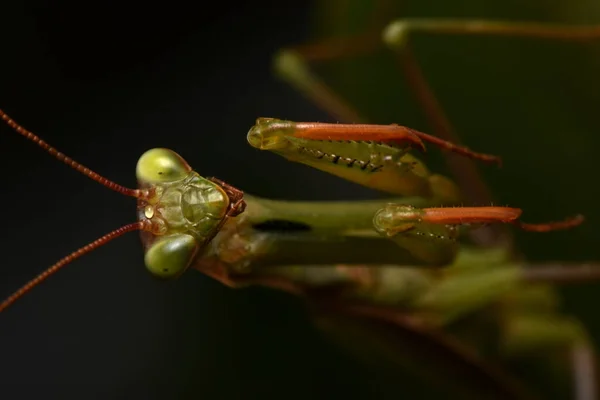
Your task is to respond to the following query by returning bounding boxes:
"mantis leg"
[381,19,600,249]
[399,253,599,399]
[501,313,597,400]
[373,204,583,264]
[511,260,600,400]
[273,17,381,123]
[272,0,398,122]
[571,343,598,400]
[383,19,600,208]
[274,17,600,246]
[272,18,506,246]
[388,250,600,326]
[247,118,466,201]
[248,118,585,256]
[273,18,496,210]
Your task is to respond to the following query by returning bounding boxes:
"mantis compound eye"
[136,148,192,184]
[144,234,199,279]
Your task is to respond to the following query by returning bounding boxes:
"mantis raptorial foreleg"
[273,15,600,257]
[247,117,499,203]
[273,41,375,124]
[421,268,597,400]
[247,118,584,262]
[383,19,600,202]
[0,102,596,398]
[415,252,598,400]
[274,18,600,201]
[272,21,497,208]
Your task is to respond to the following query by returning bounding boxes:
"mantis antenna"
[0,109,156,312]
[0,109,152,200]
[0,222,143,312]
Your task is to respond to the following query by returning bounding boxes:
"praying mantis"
[1,1,600,398]
[262,1,600,398]
[0,110,592,398]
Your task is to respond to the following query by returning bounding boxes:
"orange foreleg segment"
[292,122,501,165]
[417,207,584,232]
[375,204,584,234]
[293,122,426,151]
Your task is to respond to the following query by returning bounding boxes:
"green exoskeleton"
[0,107,593,399]
[264,3,600,398]
[2,7,600,400]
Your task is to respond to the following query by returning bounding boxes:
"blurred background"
[0,0,598,398]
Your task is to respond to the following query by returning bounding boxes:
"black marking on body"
[253,219,312,232]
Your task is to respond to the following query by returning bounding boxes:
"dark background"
[0,0,599,399]
[0,1,371,399]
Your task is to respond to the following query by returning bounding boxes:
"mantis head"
[0,110,245,312]
[135,148,235,279]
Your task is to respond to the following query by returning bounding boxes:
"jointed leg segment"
[274,16,599,248]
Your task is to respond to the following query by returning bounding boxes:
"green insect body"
[124,106,591,399]
[130,138,588,399]
[133,4,600,397]
[121,107,588,397]
[135,145,463,283]
[0,98,590,399]
[1,2,598,398]
[244,1,600,397]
